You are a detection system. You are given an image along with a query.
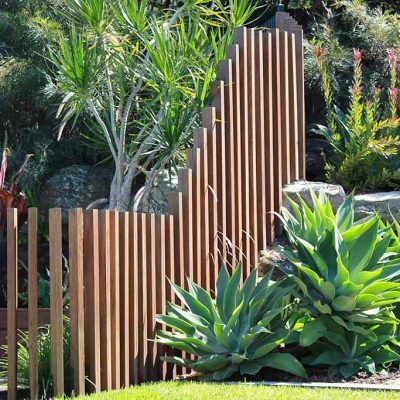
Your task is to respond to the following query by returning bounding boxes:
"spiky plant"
[156,264,307,380]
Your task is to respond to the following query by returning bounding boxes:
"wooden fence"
[5,14,304,400]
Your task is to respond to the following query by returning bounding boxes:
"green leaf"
[212,365,239,381]
[239,361,262,376]
[160,356,189,367]
[332,296,356,312]
[260,353,308,378]
[190,355,229,373]
[309,350,343,366]
[300,319,327,347]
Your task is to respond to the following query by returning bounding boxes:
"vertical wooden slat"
[271,29,282,231]
[226,44,243,266]
[280,30,290,186]
[129,212,139,384]
[247,28,259,270]
[288,32,299,181]
[164,214,176,379]
[155,214,167,379]
[69,208,85,395]
[83,210,101,392]
[49,208,64,396]
[137,213,148,382]
[168,193,185,374]
[211,80,227,266]
[146,214,157,380]
[193,128,210,290]
[99,211,112,390]
[254,31,267,250]
[202,107,219,288]
[119,212,130,387]
[219,59,236,267]
[178,169,193,283]
[234,27,251,277]
[28,208,38,400]
[7,208,18,400]
[187,148,202,286]
[264,32,275,243]
[109,211,120,389]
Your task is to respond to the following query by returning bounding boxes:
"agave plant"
[156,264,307,380]
[279,191,400,376]
[302,317,400,378]
[280,191,400,329]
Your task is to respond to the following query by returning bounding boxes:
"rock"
[306,138,328,181]
[354,191,400,221]
[136,169,179,214]
[40,165,113,210]
[283,180,346,211]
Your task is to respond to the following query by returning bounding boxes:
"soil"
[179,367,400,386]
[256,366,400,385]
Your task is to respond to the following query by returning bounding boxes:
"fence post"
[69,208,85,395]
[7,208,18,400]
[28,208,39,400]
[49,208,64,396]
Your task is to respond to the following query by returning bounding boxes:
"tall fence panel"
[5,17,304,398]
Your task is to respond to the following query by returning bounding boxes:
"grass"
[69,382,400,400]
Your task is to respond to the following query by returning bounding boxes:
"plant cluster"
[312,43,400,192]
[49,0,260,211]
[158,193,400,379]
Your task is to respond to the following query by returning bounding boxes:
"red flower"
[388,48,397,65]
[389,87,399,102]
[353,48,362,63]
[313,45,324,60]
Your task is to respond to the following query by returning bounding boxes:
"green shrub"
[156,264,307,380]
[311,44,400,192]
[279,192,400,377]
[0,318,72,398]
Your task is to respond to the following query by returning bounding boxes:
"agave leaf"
[313,300,332,314]
[336,195,354,231]
[358,356,376,374]
[300,318,327,347]
[339,362,360,378]
[348,218,379,274]
[161,356,189,367]
[337,281,363,297]
[171,281,213,322]
[309,350,343,366]
[260,353,308,378]
[187,280,219,319]
[223,264,242,320]
[332,296,356,312]
[318,280,336,302]
[155,315,195,334]
[334,254,350,286]
[212,365,238,381]
[360,281,400,296]
[239,360,262,376]
[190,355,229,372]
[216,265,230,320]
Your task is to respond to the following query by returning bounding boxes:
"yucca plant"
[156,264,307,380]
[279,192,400,376]
[280,192,400,335]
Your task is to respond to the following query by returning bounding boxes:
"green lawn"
[70,382,400,400]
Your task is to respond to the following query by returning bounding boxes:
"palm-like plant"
[49,0,260,211]
[156,265,307,380]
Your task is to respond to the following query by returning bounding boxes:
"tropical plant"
[49,0,259,211]
[311,44,400,192]
[279,191,400,376]
[0,318,72,399]
[156,264,307,380]
[302,319,400,378]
